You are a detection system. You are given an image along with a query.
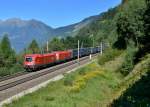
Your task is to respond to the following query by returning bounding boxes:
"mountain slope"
[0,18,54,52]
[0,15,100,52]
[54,15,100,36]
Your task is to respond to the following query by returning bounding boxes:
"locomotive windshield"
[25,57,32,62]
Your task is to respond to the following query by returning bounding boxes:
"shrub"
[0,67,9,76]
[69,77,86,92]
[120,41,138,76]
[44,96,55,101]
[98,48,122,65]
[78,67,88,75]
[78,63,101,76]
[0,64,23,77]
[68,71,102,93]
[63,74,75,86]
[9,63,24,73]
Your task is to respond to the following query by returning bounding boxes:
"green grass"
[4,55,125,107]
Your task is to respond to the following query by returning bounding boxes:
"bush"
[68,71,102,93]
[44,96,55,101]
[0,64,23,77]
[69,77,86,93]
[120,41,138,76]
[9,64,24,74]
[63,74,75,86]
[0,67,10,76]
[98,48,122,65]
[78,67,88,75]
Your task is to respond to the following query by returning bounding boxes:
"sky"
[0,0,121,28]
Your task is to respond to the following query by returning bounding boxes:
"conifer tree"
[0,34,16,67]
[0,34,13,58]
[28,39,40,54]
[48,37,65,51]
[0,43,4,67]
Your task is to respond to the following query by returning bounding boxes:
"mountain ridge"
[0,14,100,52]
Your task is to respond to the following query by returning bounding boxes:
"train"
[24,47,101,71]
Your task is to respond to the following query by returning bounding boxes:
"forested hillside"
[110,0,150,106]
[41,6,120,52]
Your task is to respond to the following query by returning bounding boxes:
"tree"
[120,40,138,75]
[0,34,16,67]
[0,34,14,58]
[114,0,146,49]
[143,0,150,46]
[0,43,4,67]
[28,39,40,54]
[122,0,128,4]
[61,36,76,49]
[134,0,150,61]
[48,37,65,52]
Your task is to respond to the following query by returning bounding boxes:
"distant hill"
[0,15,100,52]
[54,15,100,36]
[0,18,53,52]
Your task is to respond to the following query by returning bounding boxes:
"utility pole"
[47,41,49,53]
[90,34,94,54]
[101,42,103,55]
[90,34,94,47]
[41,47,43,54]
[92,35,94,48]
[78,40,80,64]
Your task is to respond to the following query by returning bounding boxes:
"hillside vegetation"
[111,54,150,107]
[0,34,23,76]
[4,50,125,107]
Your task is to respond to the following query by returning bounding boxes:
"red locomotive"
[24,50,72,71]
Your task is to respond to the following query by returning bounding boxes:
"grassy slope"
[110,54,150,106]
[4,54,125,107]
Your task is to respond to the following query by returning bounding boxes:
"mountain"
[54,15,100,36]
[0,18,54,52]
[0,15,100,52]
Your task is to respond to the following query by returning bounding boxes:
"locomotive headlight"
[26,62,34,65]
[31,62,34,65]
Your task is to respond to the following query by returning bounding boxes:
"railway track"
[0,58,83,83]
[0,71,28,82]
[0,54,97,92]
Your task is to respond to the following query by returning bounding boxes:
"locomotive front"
[24,54,36,71]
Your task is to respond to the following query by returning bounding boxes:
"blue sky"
[0,0,121,28]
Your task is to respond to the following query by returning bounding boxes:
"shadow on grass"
[111,72,150,107]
